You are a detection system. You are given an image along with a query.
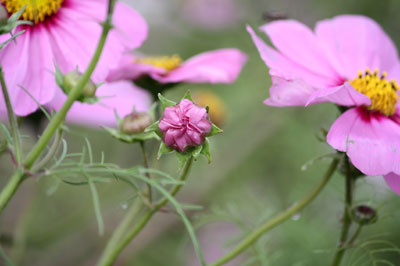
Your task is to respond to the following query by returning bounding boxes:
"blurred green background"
[2,0,400,265]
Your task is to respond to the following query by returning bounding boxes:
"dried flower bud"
[120,112,153,134]
[159,99,212,152]
[63,70,96,98]
[352,205,377,225]
[0,5,8,25]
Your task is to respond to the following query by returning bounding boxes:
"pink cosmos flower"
[106,48,248,84]
[0,0,150,126]
[248,15,400,194]
[159,99,212,152]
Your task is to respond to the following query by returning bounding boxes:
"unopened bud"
[120,112,153,134]
[159,99,212,152]
[0,5,8,25]
[352,205,377,225]
[63,70,97,98]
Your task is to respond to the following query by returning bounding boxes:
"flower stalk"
[0,66,22,163]
[330,156,356,266]
[139,141,152,203]
[209,157,340,266]
[96,157,194,266]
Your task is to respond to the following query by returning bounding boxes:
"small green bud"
[352,205,377,225]
[0,5,8,25]
[120,112,153,134]
[63,70,97,98]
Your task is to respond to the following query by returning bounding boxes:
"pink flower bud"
[159,99,212,152]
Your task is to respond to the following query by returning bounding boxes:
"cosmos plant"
[0,1,398,266]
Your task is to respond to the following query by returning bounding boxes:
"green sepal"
[192,144,203,159]
[200,138,211,163]
[158,93,176,111]
[176,151,192,169]
[182,90,194,101]
[55,63,64,89]
[148,102,158,121]
[0,6,32,35]
[103,126,159,144]
[79,96,101,104]
[145,121,161,137]
[208,124,223,137]
[158,142,174,159]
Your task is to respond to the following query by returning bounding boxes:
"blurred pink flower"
[186,222,244,266]
[0,0,150,126]
[47,81,151,127]
[159,99,212,152]
[106,48,248,84]
[248,15,400,194]
[182,0,241,30]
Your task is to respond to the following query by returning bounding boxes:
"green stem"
[348,224,363,246]
[96,157,193,266]
[139,141,152,203]
[209,158,340,266]
[0,0,117,214]
[330,156,355,266]
[0,67,22,163]
[31,129,63,173]
[0,169,25,213]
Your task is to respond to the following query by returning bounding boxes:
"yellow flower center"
[1,0,63,24]
[350,68,399,116]
[136,55,182,72]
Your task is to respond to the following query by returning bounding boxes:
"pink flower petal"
[384,173,400,195]
[306,82,371,107]
[155,48,248,84]
[0,27,55,116]
[263,76,318,107]
[247,25,338,89]
[315,15,399,80]
[259,20,340,83]
[106,54,166,82]
[47,81,151,127]
[327,107,400,176]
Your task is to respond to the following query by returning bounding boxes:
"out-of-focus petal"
[0,27,55,116]
[259,20,340,82]
[47,81,152,127]
[315,15,399,80]
[155,48,247,84]
[106,54,166,82]
[327,107,400,176]
[306,82,371,106]
[384,173,400,195]
[263,76,318,107]
[247,25,338,88]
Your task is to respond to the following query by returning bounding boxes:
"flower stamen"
[136,55,182,72]
[2,0,63,24]
[350,68,399,116]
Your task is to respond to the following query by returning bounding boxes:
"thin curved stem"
[139,141,152,203]
[0,0,117,214]
[0,66,22,163]
[31,129,63,173]
[348,224,363,246]
[209,158,340,266]
[330,156,355,266]
[96,157,193,266]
